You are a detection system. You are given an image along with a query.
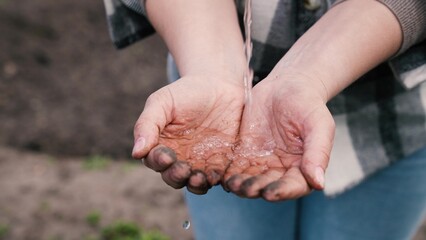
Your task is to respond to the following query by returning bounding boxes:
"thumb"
[132,90,173,159]
[300,107,335,190]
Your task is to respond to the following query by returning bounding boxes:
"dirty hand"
[224,73,335,201]
[132,75,244,194]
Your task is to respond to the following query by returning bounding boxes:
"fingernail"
[132,137,146,155]
[207,170,221,186]
[315,167,325,188]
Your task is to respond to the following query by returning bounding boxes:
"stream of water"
[243,0,254,113]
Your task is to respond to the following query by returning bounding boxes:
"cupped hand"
[132,75,245,194]
[224,74,335,201]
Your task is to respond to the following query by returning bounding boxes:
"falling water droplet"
[182,220,191,230]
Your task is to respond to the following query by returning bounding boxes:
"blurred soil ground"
[0,0,424,239]
[0,147,192,240]
[0,0,194,239]
[0,0,167,157]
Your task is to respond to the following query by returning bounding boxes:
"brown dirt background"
[0,0,424,239]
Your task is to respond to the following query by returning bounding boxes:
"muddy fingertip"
[187,171,210,194]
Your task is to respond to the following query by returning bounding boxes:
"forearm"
[272,0,402,101]
[145,0,245,81]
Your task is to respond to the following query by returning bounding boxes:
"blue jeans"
[167,55,426,240]
[185,146,426,240]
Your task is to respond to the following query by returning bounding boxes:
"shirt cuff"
[332,0,426,55]
[121,0,147,16]
[378,0,426,54]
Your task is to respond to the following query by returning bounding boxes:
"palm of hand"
[133,76,245,194]
[224,79,334,201]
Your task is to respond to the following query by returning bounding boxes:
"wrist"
[177,51,246,84]
[146,0,246,84]
[266,68,330,103]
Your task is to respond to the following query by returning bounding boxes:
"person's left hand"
[223,73,335,201]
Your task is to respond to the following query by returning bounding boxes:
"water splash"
[233,137,276,159]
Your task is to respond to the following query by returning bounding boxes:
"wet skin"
[132,75,245,194]
[133,74,335,200]
[224,76,335,201]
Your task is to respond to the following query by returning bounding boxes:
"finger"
[301,107,335,190]
[225,174,252,195]
[144,145,177,172]
[262,167,311,201]
[132,90,173,159]
[222,158,254,193]
[161,161,191,189]
[187,170,210,195]
[240,168,284,198]
[205,154,230,186]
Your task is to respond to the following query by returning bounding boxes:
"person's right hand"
[132,75,245,194]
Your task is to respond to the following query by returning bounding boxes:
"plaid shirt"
[103,0,426,195]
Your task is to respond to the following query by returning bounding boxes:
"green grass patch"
[100,221,169,240]
[121,161,138,173]
[86,211,101,227]
[101,221,140,240]
[83,155,111,170]
[83,235,98,240]
[0,224,9,239]
[141,230,170,240]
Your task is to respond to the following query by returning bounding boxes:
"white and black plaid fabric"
[103,0,426,195]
